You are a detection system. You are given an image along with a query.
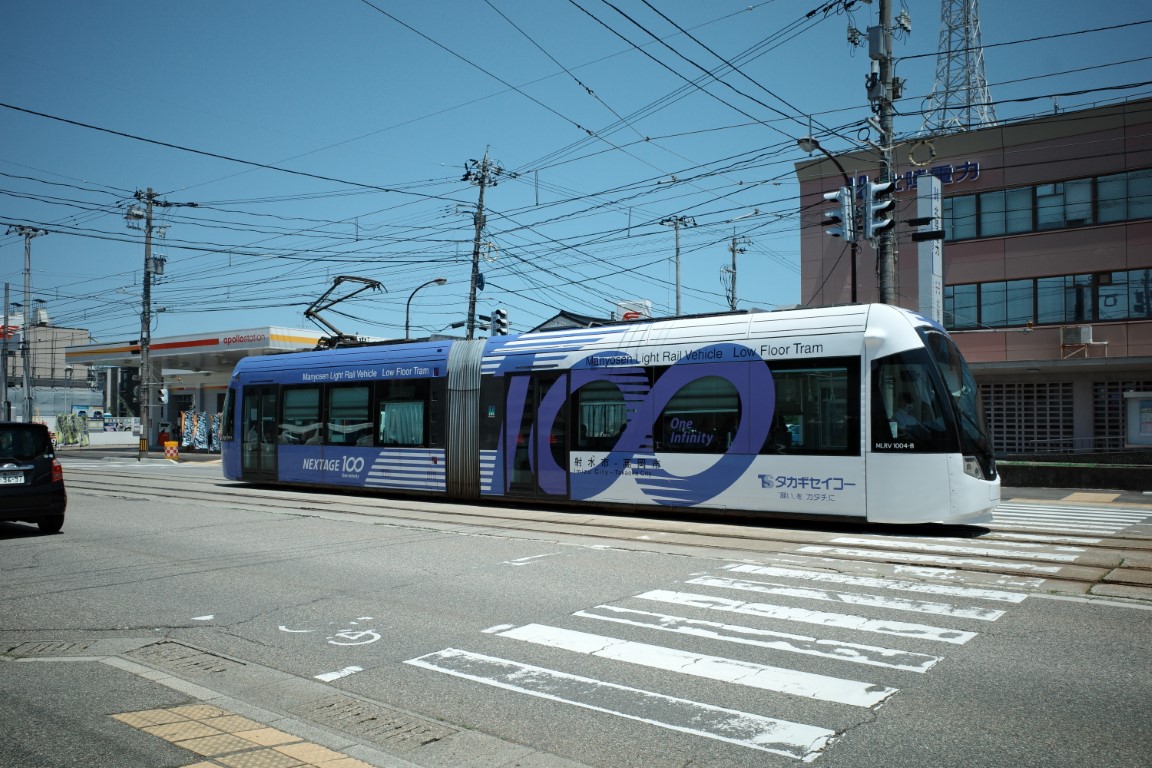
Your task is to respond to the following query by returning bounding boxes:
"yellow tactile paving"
[273,743,348,763]
[113,709,191,727]
[234,727,305,747]
[313,758,375,768]
[202,714,265,733]
[1063,491,1121,503]
[215,750,306,768]
[112,704,379,768]
[170,704,232,719]
[142,721,224,741]
[177,733,266,757]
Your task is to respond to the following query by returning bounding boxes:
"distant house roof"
[530,310,614,332]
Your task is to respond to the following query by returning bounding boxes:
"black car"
[0,422,67,534]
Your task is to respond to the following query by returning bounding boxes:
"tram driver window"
[871,349,960,453]
[328,385,372,446]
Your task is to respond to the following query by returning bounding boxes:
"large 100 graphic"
[489,343,778,508]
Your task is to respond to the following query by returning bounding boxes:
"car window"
[0,426,50,461]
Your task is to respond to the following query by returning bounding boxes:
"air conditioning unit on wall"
[1061,325,1093,345]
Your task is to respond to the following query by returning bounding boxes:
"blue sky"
[2,1,1149,342]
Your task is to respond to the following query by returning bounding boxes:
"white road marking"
[574,604,942,672]
[827,537,1081,562]
[497,624,898,708]
[721,563,1028,603]
[483,624,517,634]
[191,615,214,621]
[797,547,1063,573]
[315,665,363,682]
[689,576,1005,621]
[406,649,836,760]
[994,504,1149,535]
[502,553,562,566]
[636,590,977,644]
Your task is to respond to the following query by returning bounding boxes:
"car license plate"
[1,471,24,485]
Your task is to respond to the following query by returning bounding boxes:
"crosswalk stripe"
[827,536,1081,562]
[688,576,1005,621]
[797,546,1063,573]
[496,623,898,708]
[721,563,1027,603]
[574,604,942,673]
[992,532,1102,544]
[637,589,978,644]
[405,649,836,760]
[993,504,1149,535]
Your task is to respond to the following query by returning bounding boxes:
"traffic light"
[158,386,169,405]
[865,180,896,240]
[821,186,856,241]
[493,307,509,335]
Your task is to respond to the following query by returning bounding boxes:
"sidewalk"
[56,444,221,463]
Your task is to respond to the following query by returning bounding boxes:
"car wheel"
[38,514,64,534]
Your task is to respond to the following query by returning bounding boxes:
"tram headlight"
[963,455,985,480]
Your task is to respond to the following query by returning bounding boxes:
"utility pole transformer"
[722,233,750,312]
[5,225,47,422]
[660,216,696,316]
[462,151,514,340]
[126,189,195,457]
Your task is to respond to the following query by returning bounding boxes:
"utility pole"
[126,189,195,457]
[6,225,47,422]
[462,151,513,340]
[1,283,10,421]
[873,0,899,304]
[722,233,750,312]
[660,216,696,316]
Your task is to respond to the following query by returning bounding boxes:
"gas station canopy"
[65,326,326,379]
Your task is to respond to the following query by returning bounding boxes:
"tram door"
[241,386,278,481]
[506,373,568,498]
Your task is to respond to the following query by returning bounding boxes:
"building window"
[1131,169,1152,219]
[944,284,978,329]
[945,269,1152,330]
[1130,269,1152,319]
[944,168,1150,241]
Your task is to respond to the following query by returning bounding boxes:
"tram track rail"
[64,466,1152,602]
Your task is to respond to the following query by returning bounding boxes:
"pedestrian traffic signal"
[866,180,896,240]
[822,186,856,241]
[493,307,509,335]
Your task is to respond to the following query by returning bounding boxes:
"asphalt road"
[2,460,1150,767]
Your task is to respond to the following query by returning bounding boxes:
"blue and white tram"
[221,304,998,524]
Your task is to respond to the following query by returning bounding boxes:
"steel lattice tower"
[922,0,997,134]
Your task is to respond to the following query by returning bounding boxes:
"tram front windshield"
[921,329,997,480]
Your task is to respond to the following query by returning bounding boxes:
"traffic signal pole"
[875,0,898,304]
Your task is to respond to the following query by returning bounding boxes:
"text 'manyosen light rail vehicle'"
[222,304,999,525]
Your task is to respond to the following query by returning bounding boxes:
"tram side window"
[280,387,322,445]
[654,374,739,454]
[764,361,858,455]
[573,380,629,451]
[328,385,372,446]
[378,380,428,447]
